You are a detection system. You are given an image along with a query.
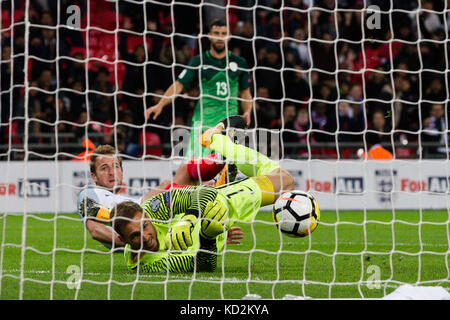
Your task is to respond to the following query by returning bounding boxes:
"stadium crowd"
[1,0,449,160]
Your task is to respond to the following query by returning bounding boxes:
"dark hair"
[90,144,123,175]
[111,201,143,238]
[209,18,227,32]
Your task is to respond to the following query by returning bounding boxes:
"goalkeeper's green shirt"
[125,179,262,273]
[124,185,220,273]
[177,50,251,158]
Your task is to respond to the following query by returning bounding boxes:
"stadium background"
[1,0,449,161]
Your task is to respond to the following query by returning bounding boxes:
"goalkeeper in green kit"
[111,119,295,273]
[145,18,253,158]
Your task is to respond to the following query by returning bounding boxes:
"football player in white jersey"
[77,145,139,249]
[77,144,244,250]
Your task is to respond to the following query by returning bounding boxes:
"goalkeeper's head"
[111,201,159,252]
[90,145,124,193]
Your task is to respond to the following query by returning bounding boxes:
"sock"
[186,153,225,182]
[209,134,280,177]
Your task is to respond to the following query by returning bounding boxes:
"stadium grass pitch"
[0,210,448,299]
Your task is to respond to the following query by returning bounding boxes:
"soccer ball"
[272,190,320,237]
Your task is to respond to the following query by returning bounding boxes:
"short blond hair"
[90,144,123,174]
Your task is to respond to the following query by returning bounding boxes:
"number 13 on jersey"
[216,81,228,96]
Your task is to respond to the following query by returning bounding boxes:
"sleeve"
[176,55,200,90]
[77,189,100,225]
[171,185,218,218]
[238,57,251,91]
[142,185,218,222]
[77,189,111,225]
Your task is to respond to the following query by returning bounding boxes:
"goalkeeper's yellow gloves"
[166,214,197,251]
[166,200,229,251]
[200,200,229,240]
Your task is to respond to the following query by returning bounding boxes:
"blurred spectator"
[119,31,147,95]
[61,51,86,89]
[311,102,334,143]
[288,28,311,69]
[283,0,308,35]
[293,107,311,157]
[2,1,450,160]
[422,104,448,158]
[271,104,300,158]
[365,109,393,151]
[284,66,310,102]
[255,46,283,99]
[229,21,255,68]
[254,87,279,129]
[89,67,114,123]
[418,0,444,39]
[337,101,360,143]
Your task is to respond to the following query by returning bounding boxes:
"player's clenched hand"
[166,214,197,251]
[200,200,229,240]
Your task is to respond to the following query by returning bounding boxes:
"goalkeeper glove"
[200,200,229,240]
[79,197,111,221]
[166,214,198,251]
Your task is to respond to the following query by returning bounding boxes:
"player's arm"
[145,80,184,120]
[239,87,252,126]
[85,220,126,247]
[78,196,126,247]
[238,57,252,126]
[146,56,199,120]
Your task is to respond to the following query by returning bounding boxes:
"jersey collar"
[207,50,231,59]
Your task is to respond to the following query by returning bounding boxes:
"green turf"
[0,210,448,299]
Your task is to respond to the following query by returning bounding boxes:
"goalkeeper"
[110,122,294,272]
[77,116,248,250]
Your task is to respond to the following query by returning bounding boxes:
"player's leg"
[185,153,225,182]
[202,131,294,200]
[140,154,225,203]
[213,115,248,187]
[202,128,277,177]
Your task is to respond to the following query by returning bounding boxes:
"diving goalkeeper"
[110,122,295,272]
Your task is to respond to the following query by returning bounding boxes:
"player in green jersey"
[145,19,253,158]
[111,123,295,273]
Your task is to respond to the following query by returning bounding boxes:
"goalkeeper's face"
[91,154,124,192]
[122,211,159,252]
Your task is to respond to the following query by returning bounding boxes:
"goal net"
[0,0,449,300]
